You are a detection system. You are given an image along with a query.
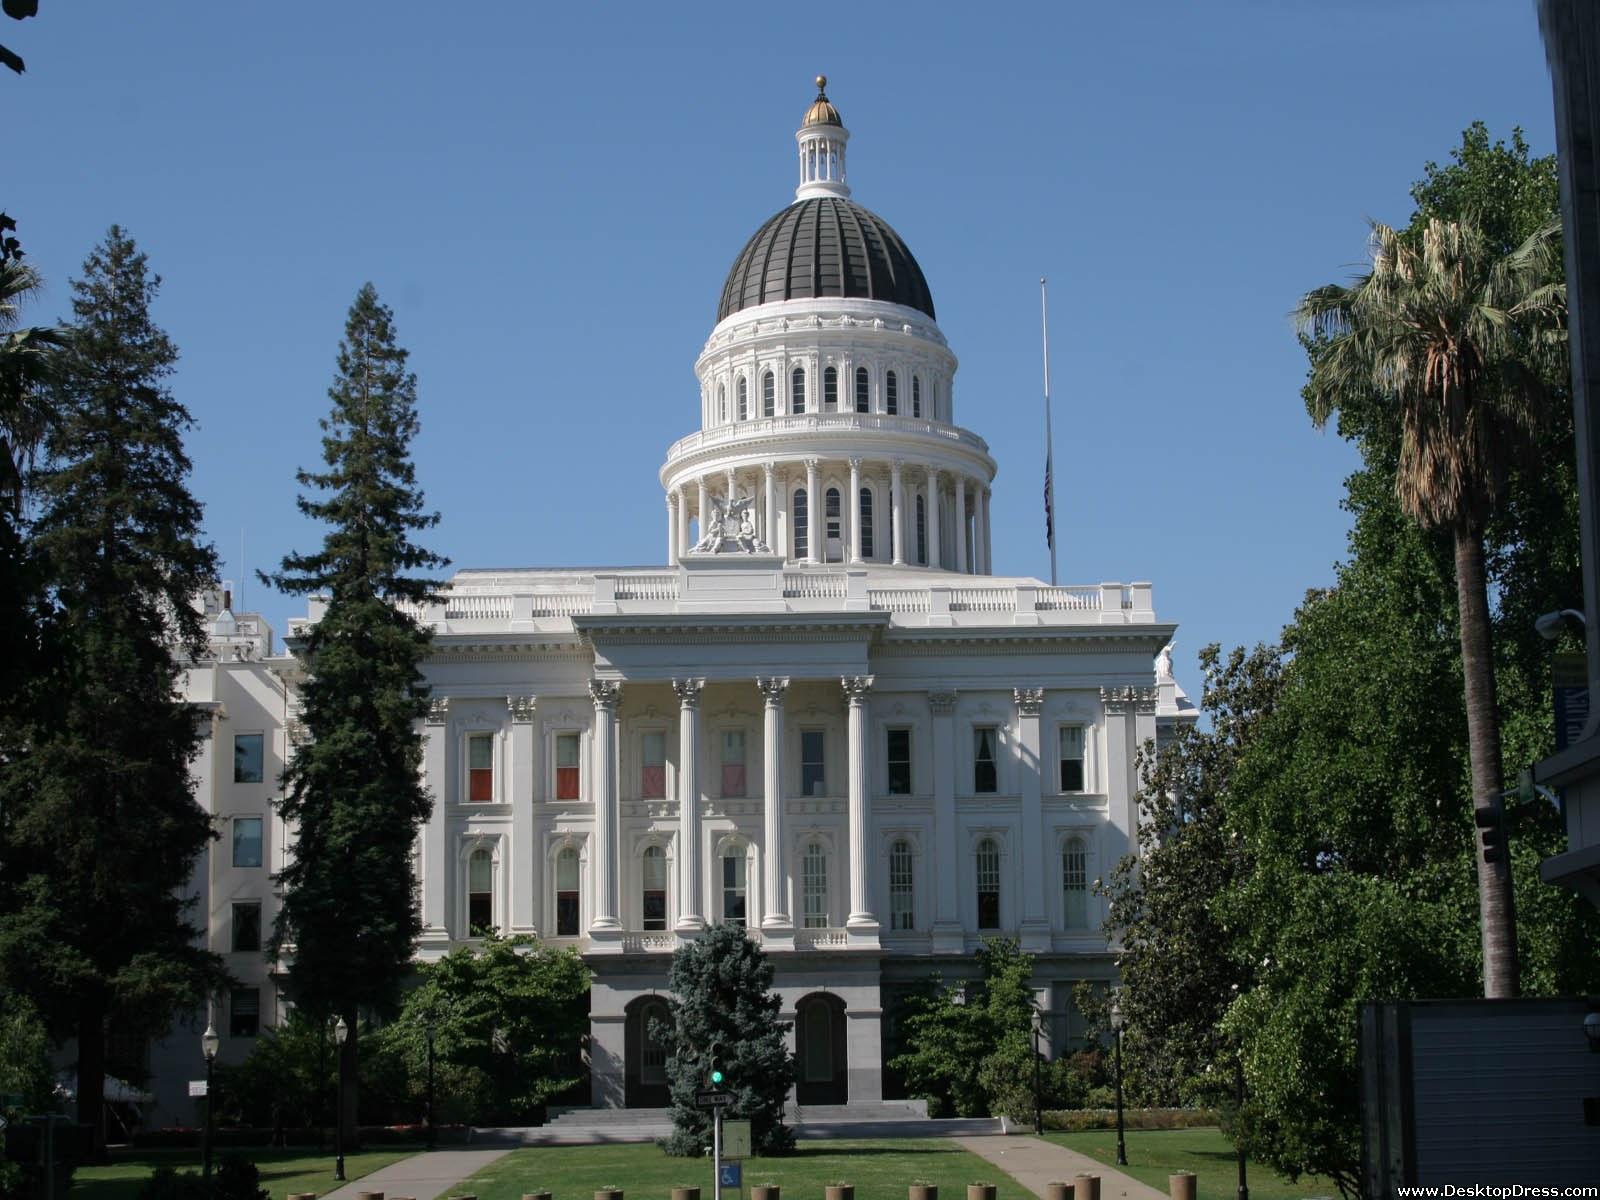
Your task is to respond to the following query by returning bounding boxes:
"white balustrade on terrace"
[663,411,989,464]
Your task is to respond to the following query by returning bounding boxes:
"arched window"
[556,847,580,936]
[976,838,1000,930]
[825,487,841,558]
[823,366,838,410]
[792,365,806,413]
[642,844,667,931]
[886,371,898,415]
[762,370,775,417]
[854,366,870,413]
[915,494,928,565]
[802,841,827,928]
[889,839,914,931]
[1063,836,1088,929]
[717,383,727,424]
[468,848,494,935]
[793,488,809,559]
[737,376,748,421]
[721,848,748,927]
[859,488,874,558]
[640,999,670,1085]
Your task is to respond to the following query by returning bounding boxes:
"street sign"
[722,1119,751,1159]
[719,1164,742,1188]
[188,1080,207,1097]
[695,1089,732,1109]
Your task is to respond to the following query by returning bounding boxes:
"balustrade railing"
[782,571,848,599]
[795,927,850,949]
[948,586,1016,612]
[664,411,989,461]
[866,588,930,613]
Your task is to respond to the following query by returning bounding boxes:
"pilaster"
[422,697,449,939]
[805,458,821,564]
[508,695,537,934]
[848,458,863,563]
[927,467,942,569]
[929,689,963,952]
[891,459,906,566]
[1014,687,1050,951]
[954,476,968,573]
[589,679,623,949]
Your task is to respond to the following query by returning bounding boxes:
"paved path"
[320,1149,510,1200]
[956,1135,1168,1200]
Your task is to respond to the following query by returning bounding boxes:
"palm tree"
[0,254,61,514]
[1295,216,1566,999]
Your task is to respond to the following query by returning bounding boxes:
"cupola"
[796,75,849,200]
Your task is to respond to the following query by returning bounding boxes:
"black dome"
[717,197,936,322]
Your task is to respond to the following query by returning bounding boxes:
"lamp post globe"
[333,1016,349,1181]
[201,1023,219,1182]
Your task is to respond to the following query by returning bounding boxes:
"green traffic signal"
[709,1040,725,1087]
[711,1068,724,1084]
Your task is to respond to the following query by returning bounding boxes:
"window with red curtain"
[555,732,581,800]
[721,729,746,798]
[468,734,494,802]
[641,731,666,799]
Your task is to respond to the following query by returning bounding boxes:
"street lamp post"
[424,1019,436,1151]
[200,1024,219,1183]
[334,1016,349,1182]
[1032,1009,1043,1136]
[1235,1057,1249,1200]
[1110,997,1127,1166]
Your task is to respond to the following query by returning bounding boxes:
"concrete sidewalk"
[956,1135,1167,1200]
[319,1149,510,1200]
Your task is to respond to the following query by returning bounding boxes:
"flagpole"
[1041,277,1058,586]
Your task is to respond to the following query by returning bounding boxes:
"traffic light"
[1475,801,1507,865]
[709,1041,725,1087]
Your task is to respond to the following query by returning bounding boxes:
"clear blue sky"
[7,3,1559,700]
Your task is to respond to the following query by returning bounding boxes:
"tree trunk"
[341,1011,361,1150]
[1453,523,1519,998]
[76,1000,107,1160]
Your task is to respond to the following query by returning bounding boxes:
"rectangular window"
[976,841,1001,931]
[886,728,912,795]
[232,817,263,868]
[233,733,263,784]
[974,727,998,794]
[231,902,262,953]
[1063,839,1088,928]
[642,847,668,931]
[722,854,747,927]
[889,841,915,931]
[721,729,747,798]
[555,732,581,800]
[802,843,827,929]
[468,733,494,802]
[229,988,260,1038]
[1059,727,1086,792]
[556,850,580,936]
[468,851,494,935]
[801,730,826,797]
[640,731,667,799]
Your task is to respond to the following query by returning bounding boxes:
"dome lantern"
[796,75,850,201]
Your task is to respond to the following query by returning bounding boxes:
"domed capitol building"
[168,79,1194,1121]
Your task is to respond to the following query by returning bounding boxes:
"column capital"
[763,460,776,479]
[427,696,449,725]
[507,695,537,724]
[589,679,623,711]
[928,689,959,716]
[1013,687,1045,717]
[927,464,941,482]
[841,675,875,705]
[672,677,705,707]
[891,457,904,473]
[1101,685,1159,715]
[805,456,821,471]
[666,492,678,509]
[848,456,862,470]
[756,676,790,705]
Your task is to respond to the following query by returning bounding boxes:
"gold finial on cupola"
[803,74,842,128]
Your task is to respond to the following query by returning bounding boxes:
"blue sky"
[6,3,1558,700]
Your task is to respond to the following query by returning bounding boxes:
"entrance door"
[794,994,847,1104]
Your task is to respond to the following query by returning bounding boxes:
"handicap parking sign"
[719,1163,742,1188]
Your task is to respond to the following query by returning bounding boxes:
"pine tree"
[263,282,445,1136]
[0,226,224,1151]
[659,924,795,1156]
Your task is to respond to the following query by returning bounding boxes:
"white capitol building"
[163,79,1194,1121]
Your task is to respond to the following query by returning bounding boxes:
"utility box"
[1360,998,1599,1191]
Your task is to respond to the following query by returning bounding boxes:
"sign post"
[713,1105,722,1200]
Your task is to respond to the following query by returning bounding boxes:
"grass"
[456,1140,1033,1200]
[73,1147,415,1200]
[1045,1129,1332,1200]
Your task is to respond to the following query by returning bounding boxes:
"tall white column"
[891,459,905,566]
[842,675,879,939]
[805,458,821,564]
[954,477,968,573]
[929,690,963,952]
[676,486,690,559]
[666,495,678,567]
[589,680,622,943]
[674,678,705,932]
[926,467,942,569]
[1014,687,1050,951]
[422,698,449,936]
[758,677,792,936]
[980,488,992,575]
[763,461,776,553]
[848,458,863,563]
[509,695,537,933]
[697,477,709,549]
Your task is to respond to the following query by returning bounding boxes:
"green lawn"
[73,1148,414,1200]
[457,1140,1033,1200]
[1045,1130,1331,1200]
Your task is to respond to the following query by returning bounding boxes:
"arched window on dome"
[912,376,922,418]
[886,371,898,416]
[762,370,775,417]
[824,366,838,411]
[737,376,748,421]
[915,494,928,566]
[792,366,806,414]
[717,383,727,425]
[859,488,874,558]
[825,487,842,561]
[854,366,869,413]
[792,488,809,560]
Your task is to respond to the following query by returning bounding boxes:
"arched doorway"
[794,992,847,1105]
[624,995,673,1108]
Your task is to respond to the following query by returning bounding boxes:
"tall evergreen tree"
[0,226,223,1150]
[263,283,444,1135]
